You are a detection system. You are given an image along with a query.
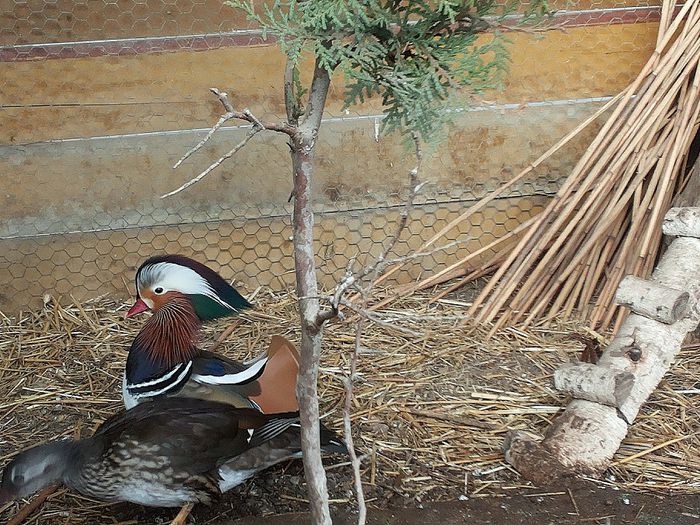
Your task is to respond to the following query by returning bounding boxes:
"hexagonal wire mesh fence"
[0,1,661,313]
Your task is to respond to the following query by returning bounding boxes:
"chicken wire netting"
[0,1,661,312]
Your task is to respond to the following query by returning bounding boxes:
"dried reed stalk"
[380,0,700,332]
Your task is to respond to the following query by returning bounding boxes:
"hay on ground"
[0,290,699,523]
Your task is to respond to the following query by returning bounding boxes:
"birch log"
[614,275,690,324]
[504,236,700,483]
[554,363,634,407]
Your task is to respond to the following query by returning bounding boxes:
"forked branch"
[162,88,296,199]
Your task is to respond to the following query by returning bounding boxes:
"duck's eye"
[12,472,24,485]
[154,287,164,295]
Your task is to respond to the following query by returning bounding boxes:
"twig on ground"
[170,502,194,525]
[339,299,424,338]
[6,485,59,525]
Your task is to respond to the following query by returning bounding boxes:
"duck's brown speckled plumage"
[0,398,346,508]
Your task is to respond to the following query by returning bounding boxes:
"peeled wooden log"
[504,236,700,480]
[662,207,700,237]
[614,275,690,324]
[554,362,634,407]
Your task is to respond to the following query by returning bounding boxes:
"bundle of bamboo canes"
[376,0,700,333]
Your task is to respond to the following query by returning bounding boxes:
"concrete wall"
[0,2,661,312]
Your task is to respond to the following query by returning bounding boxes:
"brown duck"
[0,397,346,508]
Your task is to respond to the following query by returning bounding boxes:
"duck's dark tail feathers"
[251,413,348,456]
[320,422,349,456]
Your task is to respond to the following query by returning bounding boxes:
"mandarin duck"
[123,255,299,413]
[0,397,346,510]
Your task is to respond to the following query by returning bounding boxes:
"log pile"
[503,205,700,481]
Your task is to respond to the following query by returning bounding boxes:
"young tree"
[165,1,548,523]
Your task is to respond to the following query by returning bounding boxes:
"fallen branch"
[614,275,690,324]
[504,216,700,482]
[6,484,58,525]
[554,362,635,407]
[404,408,497,430]
[662,206,700,237]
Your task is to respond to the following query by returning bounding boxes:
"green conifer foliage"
[229,0,549,140]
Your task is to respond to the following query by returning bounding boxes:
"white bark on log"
[504,237,700,482]
[554,363,634,407]
[614,275,690,324]
[662,206,700,237]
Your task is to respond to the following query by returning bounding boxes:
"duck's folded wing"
[94,399,261,473]
[191,351,268,385]
[188,336,300,413]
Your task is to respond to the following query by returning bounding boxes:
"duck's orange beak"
[126,298,149,318]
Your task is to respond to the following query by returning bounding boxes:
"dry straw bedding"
[0,290,699,523]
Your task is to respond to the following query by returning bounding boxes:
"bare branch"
[165,87,298,199]
[315,136,424,525]
[170,88,297,199]
[212,87,235,112]
[323,133,424,318]
[242,108,266,130]
[173,88,294,169]
[161,126,263,198]
[207,88,296,135]
[173,108,236,169]
[343,318,367,525]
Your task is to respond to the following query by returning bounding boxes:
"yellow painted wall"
[1,23,657,144]
[0,3,661,312]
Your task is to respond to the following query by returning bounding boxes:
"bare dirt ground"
[230,480,700,525]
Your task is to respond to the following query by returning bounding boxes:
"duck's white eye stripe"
[139,262,237,310]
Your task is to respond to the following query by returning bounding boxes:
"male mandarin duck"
[0,398,346,509]
[123,255,299,413]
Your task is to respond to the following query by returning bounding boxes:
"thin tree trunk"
[292,59,332,525]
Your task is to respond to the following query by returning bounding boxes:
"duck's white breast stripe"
[127,361,193,398]
[127,362,186,388]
